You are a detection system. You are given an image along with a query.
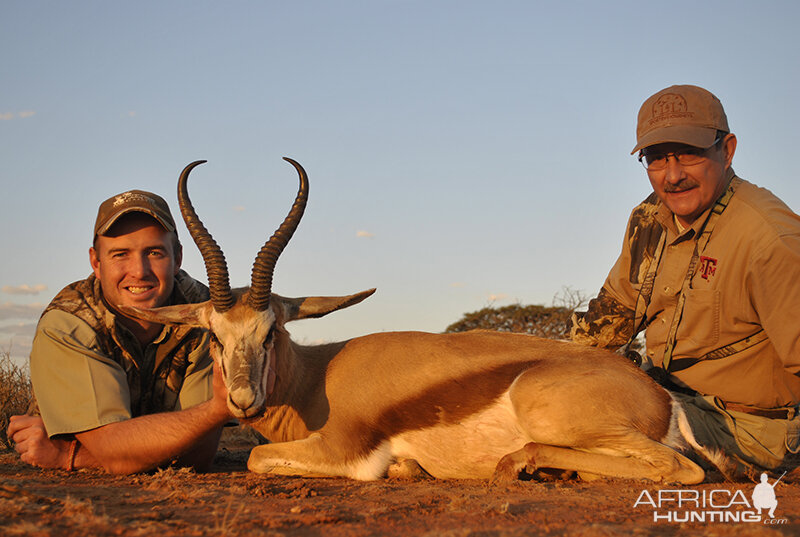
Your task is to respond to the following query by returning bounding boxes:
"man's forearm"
[76,398,229,474]
[571,287,636,349]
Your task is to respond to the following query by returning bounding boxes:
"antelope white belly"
[388,390,528,479]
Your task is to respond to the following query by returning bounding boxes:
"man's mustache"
[663,180,699,193]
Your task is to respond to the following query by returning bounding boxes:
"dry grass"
[2,520,45,536]
[140,466,197,491]
[212,493,247,536]
[0,349,33,449]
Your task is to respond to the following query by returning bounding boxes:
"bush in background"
[0,351,33,449]
[444,287,589,340]
[445,303,574,339]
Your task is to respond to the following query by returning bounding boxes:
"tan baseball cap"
[631,85,729,154]
[94,190,176,237]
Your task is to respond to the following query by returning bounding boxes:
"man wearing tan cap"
[7,190,232,474]
[572,84,800,476]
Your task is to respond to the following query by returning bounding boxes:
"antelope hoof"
[491,443,541,485]
[248,447,293,475]
[490,455,525,485]
[386,458,433,480]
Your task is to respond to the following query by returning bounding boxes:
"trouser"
[671,392,800,476]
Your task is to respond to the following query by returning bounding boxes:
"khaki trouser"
[673,392,800,474]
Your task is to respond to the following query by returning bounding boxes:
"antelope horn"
[248,157,309,311]
[178,160,235,313]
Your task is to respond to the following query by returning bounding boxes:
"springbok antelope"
[123,158,717,484]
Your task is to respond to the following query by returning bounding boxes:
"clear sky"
[2,1,799,364]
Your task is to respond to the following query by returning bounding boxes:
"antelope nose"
[229,383,256,411]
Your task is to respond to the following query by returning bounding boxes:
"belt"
[723,402,796,420]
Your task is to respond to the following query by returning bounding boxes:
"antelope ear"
[117,302,211,327]
[276,288,376,322]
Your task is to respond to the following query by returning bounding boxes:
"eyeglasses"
[638,136,722,171]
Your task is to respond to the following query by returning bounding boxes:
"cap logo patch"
[648,93,693,128]
[113,192,153,207]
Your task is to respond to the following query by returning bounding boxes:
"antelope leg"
[491,441,705,485]
[247,433,391,480]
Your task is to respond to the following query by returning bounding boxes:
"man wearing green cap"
[572,84,800,476]
[7,190,232,474]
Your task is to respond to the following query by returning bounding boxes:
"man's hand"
[209,360,230,417]
[6,415,72,469]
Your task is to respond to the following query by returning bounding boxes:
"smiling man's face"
[644,134,736,228]
[90,212,182,316]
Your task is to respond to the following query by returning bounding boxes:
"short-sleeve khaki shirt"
[31,309,212,437]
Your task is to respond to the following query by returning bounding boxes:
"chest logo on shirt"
[699,256,718,281]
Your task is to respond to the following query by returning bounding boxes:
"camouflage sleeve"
[571,194,665,350]
[570,287,635,349]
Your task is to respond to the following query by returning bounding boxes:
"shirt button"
[663,286,671,293]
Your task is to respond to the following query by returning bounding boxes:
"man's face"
[644,134,736,228]
[90,213,182,313]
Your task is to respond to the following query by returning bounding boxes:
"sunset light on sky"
[2,1,799,364]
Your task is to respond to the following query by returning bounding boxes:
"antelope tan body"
[244,326,704,483]
[124,157,713,484]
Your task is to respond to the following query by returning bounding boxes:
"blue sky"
[2,1,799,364]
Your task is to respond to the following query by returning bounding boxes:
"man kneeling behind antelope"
[124,158,728,484]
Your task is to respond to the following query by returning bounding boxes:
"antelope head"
[120,158,374,418]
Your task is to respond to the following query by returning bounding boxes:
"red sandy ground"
[2,430,799,537]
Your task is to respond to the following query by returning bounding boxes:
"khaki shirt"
[30,280,212,437]
[574,174,800,409]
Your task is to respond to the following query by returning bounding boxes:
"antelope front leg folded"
[247,433,394,480]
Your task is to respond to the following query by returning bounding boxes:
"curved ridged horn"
[248,157,309,311]
[178,160,236,313]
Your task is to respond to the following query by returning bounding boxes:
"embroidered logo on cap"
[648,93,694,128]
[113,192,154,207]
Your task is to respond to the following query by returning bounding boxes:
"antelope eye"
[264,326,276,348]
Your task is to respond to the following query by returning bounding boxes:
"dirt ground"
[2,429,800,537]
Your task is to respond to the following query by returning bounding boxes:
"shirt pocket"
[676,288,721,349]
